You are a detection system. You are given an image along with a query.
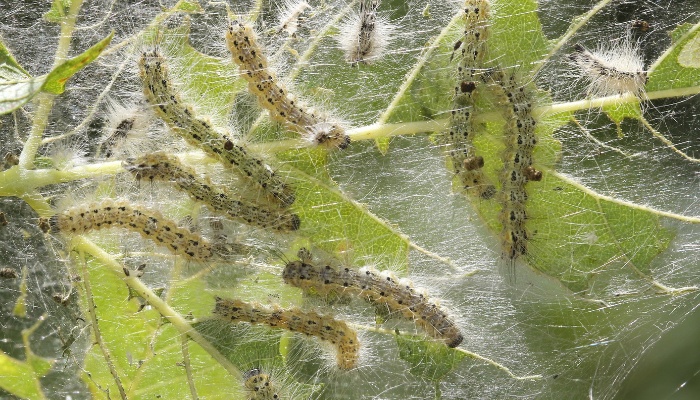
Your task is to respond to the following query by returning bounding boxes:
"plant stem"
[639,115,699,163]
[181,334,200,400]
[73,237,243,382]
[20,315,49,400]
[75,247,128,400]
[18,0,85,170]
[378,10,463,125]
[0,161,123,199]
[355,324,543,381]
[541,86,700,117]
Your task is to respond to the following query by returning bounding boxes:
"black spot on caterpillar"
[226,21,350,150]
[139,50,296,206]
[214,297,360,369]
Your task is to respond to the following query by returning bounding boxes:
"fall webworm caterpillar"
[443,0,496,200]
[278,0,312,37]
[123,152,301,232]
[338,0,392,64]
[283,249,463,348]
[40,199,237,261]
[97,100,151,159]
[213,297,360,370]
[139,50,296,207]
[243,368,279,400]
[225,20,350,150]
[492,70,540,260]
[570,36,647,98]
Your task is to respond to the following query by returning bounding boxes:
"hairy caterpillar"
[283,249,463,348]
[570,39,647,97]
[338,0,392,64]
[214,297,359,370]
[97,101,150,159]
[225,20,350,150]
[243,368,279,400]
[492,70,540,260]
[139,50,295,206]
[278,0,312,37]
[40,199,238,260]
[123,152,301,232]
[443,0,496,199]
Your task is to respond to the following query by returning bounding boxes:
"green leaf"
[396,334,466,381]
[81,255,242,399]
[43,0,72,23]
[0,350,51,399]
[0,66,45,115]
[461,105,674,293]
[399,0,677,293]
[603,102,643,137]
[647,22,700,91]
[492,175,672,293]
[678,29,700,68]
[487,0,552,72]
[0,32,113,114]
[383,0,552,125]
[281,148,410,271]
[173,0,203,13]
[604,102,642,125]
[0,39,29,75]
[42,31,114,95]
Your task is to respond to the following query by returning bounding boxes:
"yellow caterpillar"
[226,20,350,150]
[41,199,236,260]
[243,368,279,400]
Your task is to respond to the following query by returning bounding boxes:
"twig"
[181,334,200,400]
[75,247,128,400]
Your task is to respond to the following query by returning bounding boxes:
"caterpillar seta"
[139,50,296,206]
[40,199,239,261]
[283,249,463,348]
[123,152,301,232]
[97,100,151,159]
[277,0,312,37]
[570,37,647,98]
[213,297,360,370]
[225,20,350,150]
[338,0,392,64]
